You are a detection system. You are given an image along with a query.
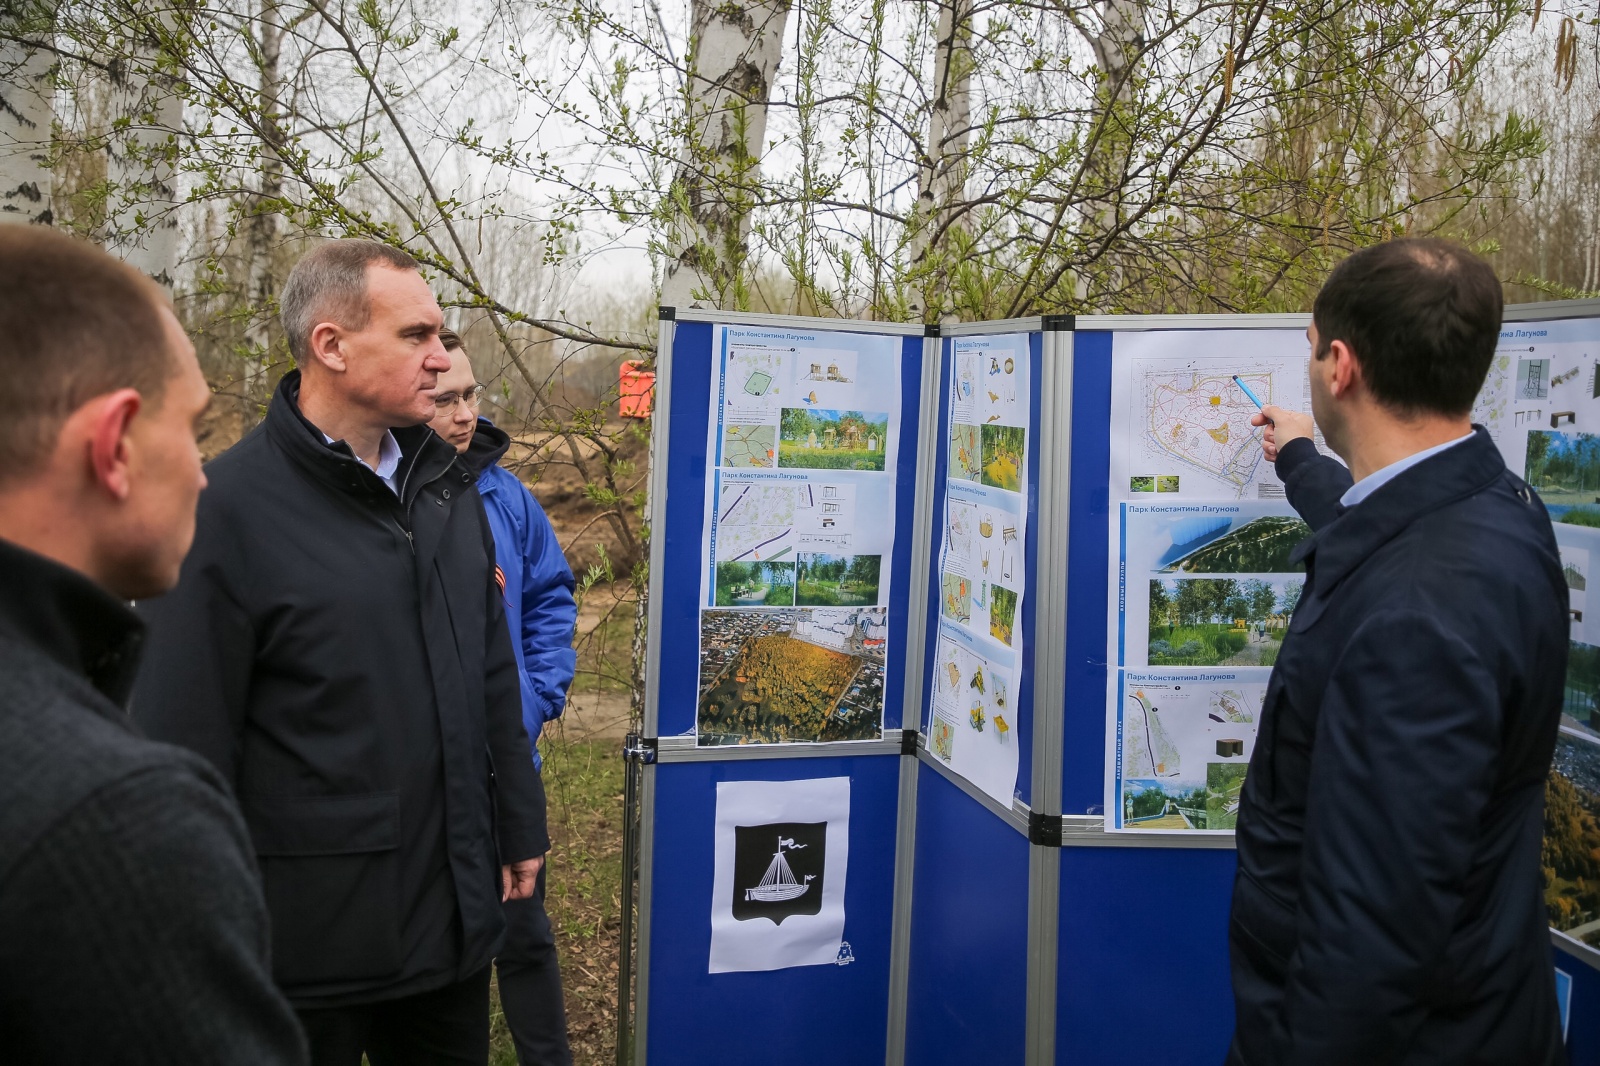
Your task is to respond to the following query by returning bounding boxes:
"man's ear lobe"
[88,389,143,501]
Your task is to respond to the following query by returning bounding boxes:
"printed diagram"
[1124,687,1181,778]
[1139,367,1272,494]
[723,424,776,468]
[1210,688,1260,724]
[733,349,784,399]
[717,482,797,562]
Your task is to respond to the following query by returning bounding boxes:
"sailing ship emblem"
[745,837,816,903]
[732,821,826,924]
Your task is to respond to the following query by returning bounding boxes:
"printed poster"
[1105,330,1313,831]
[709,777,850,974]
[697,326,902,745]
[927,334,1030,806]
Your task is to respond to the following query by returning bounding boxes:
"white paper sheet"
[1105,330,1312,831]
[696,326,903,745]
[709,776,850,974]
[926,333,1029,806]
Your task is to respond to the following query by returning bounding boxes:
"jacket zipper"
[390,442,429,555]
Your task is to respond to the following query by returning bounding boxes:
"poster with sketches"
[697,326,902,745]
[926,334,1030,806]
[1105,329,1312,831]
[1109,329,1314,501]
[709,777,850,974]
[1472,318,1600,745]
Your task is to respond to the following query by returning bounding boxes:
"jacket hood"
[265,370,459,506]
[462,417,511,478]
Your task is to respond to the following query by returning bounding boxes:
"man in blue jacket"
[432,329,579,1066]
[1230,238,1567,1065]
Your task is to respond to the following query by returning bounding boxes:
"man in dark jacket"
[133,240,547,1065]
[430,332,578,1065]
[0,226,306,1062]
[1229,238,1568,1065]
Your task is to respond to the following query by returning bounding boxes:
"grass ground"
[490,738,627,1066]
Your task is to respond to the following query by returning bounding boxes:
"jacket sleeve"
[1280,609,1501,1063]
[517,484,577,723]
[1276,436,1353,532]
[0,765,307,1064]
[131,509,254,786]
[480,499,550,862]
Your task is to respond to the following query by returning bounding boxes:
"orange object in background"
[619,360,655,418]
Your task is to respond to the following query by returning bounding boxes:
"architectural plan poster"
[927,333,1031,805]
[697,326,902,746]
[1472,317,1600,745]
[1109,329,1312,501]
[709,776,850,974]
[1105,330,1311,831]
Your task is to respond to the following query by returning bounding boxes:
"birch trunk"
[0,35,54,225]
[907,0,973,319]
[243,0,284,418]
[105,18,182,289]
[658,0,793,310]
[1076,0,1144,303]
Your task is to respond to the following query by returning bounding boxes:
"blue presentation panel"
[644,756,903,1066]
[1055,846,1237,1065]
[639,315,930,1066]
[902,328,1045,1065]
[904,762,1032,1066]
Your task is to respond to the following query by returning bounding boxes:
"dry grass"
[490,738,627,1066]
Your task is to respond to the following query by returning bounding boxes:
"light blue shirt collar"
[321,429,403,495]
[1339,430,1476,509]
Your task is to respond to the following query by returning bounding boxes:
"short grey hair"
[279,239,421,364]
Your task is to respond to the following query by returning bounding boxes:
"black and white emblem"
[732,822,825,924]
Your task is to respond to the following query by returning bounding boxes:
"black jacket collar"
[0,537,144,707]
[461,418,511,478]
[1291,426,1509,589]
[265,370,460,508]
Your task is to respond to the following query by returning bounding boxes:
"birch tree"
[0,7,54,225]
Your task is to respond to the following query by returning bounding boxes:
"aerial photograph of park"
[796,553,881,606]
[778,408,889,470]
[1526,430,1600,507]
[1162,515,1311,573]
[714,559,795,607]
[697,609,884,744]
[981,423,1026,492]
[1148,576,1301,667]
[1546,732,1600,946]
[989,584,1018,645]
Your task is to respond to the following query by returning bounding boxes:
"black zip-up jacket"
[133,371,547,1007]
[1227,428,1567,1065]
[0,538,306,1062]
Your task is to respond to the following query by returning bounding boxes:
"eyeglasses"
[434,383,486,413]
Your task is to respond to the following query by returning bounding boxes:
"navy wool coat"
[134,372,547,1008]
[1228,428,1568,1066]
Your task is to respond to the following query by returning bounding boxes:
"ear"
[306,321,349,373]
[1326,339,1362,398]
[87,389,143,501]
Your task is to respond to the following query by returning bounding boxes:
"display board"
[902,322,1058,1066]
[636,311,929,1066]
[634,303,1600,1066]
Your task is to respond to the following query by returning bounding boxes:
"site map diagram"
[717,483,798,562]
[1137,365,1272,495]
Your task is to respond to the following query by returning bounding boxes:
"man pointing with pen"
[1226,238,1567,1065]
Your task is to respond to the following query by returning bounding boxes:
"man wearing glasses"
[430,329,578,1066]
